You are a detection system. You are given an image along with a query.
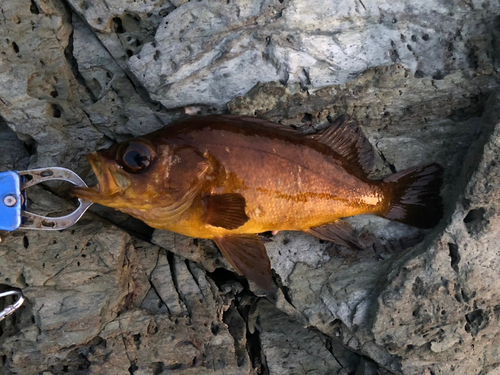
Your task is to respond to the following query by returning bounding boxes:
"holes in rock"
[96,17,103,25]
[463,208,486,235]
[126,49,134,57]
[467,48,479,69]
[412,277,425,297]
[133,333,141,349]
[411,35,417,42]
[23,236,29,249]
[17,272,27,288]
[79,0,89,10]
[113,17,124,33]
[159,8,170,17]
[301,113,313,123]
[150,362,164,375]
[210,322,220,335]
[128,363,138,374]
[422,33,430,41]
[48,103,62,118]
[207,267,248,289]
[246,320,269,374]
[461,288,471,302]
[30,0,40,14]
[432,70,445,80]
[465,309,488,337]
[448,243,460,273]
[11,42,19,53]
[414,70,425,78]
[154,50,161,61]
[147,321,158,335]
[50,89,58,98]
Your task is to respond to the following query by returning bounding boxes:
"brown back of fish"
[134,115,384,238]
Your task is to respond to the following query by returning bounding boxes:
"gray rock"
[1,0,500,373]
[252,299,361,375]
[370,90,500,374]
[127,0,500,108]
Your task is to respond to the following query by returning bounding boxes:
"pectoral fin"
[202,193,249,230]
[306,220,362,249]
[214,234,273,289]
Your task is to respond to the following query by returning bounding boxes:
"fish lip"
[70,152,106,201]
[72,152,131,201]
[86,152,107,193]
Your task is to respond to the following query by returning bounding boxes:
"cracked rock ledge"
[1,0,500,374]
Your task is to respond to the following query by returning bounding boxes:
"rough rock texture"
[1,0,500,374]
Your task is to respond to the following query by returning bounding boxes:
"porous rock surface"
[1,0,500,374]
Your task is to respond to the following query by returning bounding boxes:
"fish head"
[72,137,177,210]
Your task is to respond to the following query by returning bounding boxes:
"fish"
[72,115,443,289]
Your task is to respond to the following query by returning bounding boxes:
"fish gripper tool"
[0,167,93,231]
[0,290,24,322]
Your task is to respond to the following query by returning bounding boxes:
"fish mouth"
[72,152,131,203]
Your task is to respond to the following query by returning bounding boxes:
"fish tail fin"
[379,163,444,229]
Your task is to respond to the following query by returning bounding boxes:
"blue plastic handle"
[0,171,21,231]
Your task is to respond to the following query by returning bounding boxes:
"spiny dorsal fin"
[308,115,374,175]
[213,115,301,134]
[215,234,273,289]
[202,193,249,230]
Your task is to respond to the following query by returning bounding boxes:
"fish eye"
[117,141,156,173]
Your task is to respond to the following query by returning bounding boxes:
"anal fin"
[306,220,362,249]
[214,234,273,289]
[202,193,249,230]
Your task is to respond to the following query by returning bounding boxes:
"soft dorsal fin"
[308,115,374,175]
[215,234,273,289]
[202,193,249,230]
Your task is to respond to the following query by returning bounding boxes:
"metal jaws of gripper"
[0,290,24,322]
[0,167,93,231]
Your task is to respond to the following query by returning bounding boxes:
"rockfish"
[73,115,443,289]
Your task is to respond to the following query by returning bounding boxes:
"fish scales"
[174,125,383,233]
[73,115,443,289]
